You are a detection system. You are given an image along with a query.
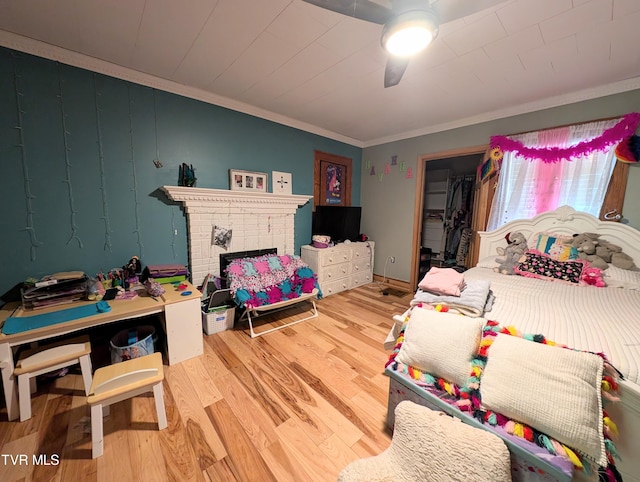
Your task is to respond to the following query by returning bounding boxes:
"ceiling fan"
[303,0,507,87]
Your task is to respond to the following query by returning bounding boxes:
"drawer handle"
[328,257,334,263]
[354,266,359,271]
[327,273,332,278]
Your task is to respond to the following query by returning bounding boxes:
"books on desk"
[21,273,88,311]
[144,264,188,284]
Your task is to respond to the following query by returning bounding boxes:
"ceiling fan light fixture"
[382,10,438,57]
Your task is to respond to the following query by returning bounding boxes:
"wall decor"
[179,163,197,187]
[229,169,268,192]
[272,171,292,195]
[313,151,352,207]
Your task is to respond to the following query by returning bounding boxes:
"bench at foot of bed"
[239,289,319,338]
[385,367,576,482]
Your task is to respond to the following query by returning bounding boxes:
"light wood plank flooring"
[0,283,412,482]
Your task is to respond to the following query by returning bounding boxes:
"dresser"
[301,241,374,297]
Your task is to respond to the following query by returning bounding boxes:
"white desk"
[0,282,203,421]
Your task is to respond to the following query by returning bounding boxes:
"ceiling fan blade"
[430,0,508,24]
[384,56,410,87]
[302,0,393,25]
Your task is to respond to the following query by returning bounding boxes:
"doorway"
[411,146,487,288]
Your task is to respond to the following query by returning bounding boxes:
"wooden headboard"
[477,205,640,266]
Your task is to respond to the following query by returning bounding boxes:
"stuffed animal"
[494,231,527,275]
[581,266,606,287]
[596,238,637,270]
[569,233,637,270]
[568,233,609,270]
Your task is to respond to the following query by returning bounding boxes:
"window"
[487,117,623,231]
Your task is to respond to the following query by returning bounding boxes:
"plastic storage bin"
[202,305,235,335]
[110,325,155,363]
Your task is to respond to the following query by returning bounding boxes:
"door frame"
[410,145,488,289]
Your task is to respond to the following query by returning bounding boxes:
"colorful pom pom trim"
[457,320,622,477]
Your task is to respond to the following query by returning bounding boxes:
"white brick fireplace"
[161,186,312,285]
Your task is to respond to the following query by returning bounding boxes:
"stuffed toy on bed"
[494,231,527,275]
[580,266,606,287]
[569,233,637,270]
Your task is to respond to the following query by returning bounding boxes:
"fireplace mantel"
[161,185,312,284]
[161,186,312,210]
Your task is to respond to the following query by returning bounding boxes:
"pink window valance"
[490,112,640,163]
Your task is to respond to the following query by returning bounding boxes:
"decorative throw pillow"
[514,249,586,284]
[479,332,607,466]
[395,308,485,387]
[603,264,640,290]
[528,232,578,261]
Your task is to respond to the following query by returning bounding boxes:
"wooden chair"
[14,335,92,422]
[87,352,167,458]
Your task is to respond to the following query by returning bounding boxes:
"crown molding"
[3,30,639,149]
[0,30,363,148]
[363,77,640,147]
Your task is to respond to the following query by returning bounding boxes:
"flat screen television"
[312,206,362,243]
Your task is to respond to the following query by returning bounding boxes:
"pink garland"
[491,112,640,163]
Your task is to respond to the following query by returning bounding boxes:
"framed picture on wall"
[229,169,268,193]
[314,151,352,207]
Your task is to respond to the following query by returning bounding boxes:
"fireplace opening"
[219,248,277,283]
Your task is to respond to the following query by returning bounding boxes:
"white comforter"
[464,267,640,386]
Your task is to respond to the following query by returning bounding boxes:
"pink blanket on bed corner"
[418,267,465,296]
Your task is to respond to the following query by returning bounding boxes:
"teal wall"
[0,47,362,299]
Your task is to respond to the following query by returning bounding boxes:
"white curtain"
[487,118,619,231]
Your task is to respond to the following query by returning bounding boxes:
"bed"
[223,252,321,337]
[385,206,640,482]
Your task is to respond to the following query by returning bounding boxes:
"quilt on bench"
[226,254,321,309]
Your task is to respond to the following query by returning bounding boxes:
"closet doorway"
[411,146,487,288]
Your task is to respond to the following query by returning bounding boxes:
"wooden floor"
[0,283,413,482]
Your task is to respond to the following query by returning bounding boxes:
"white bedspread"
[464,267,640,386]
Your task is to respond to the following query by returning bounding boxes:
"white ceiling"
[1,0,640,147]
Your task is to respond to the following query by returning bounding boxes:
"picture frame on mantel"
[272,171,292,195]
[229,169,268,193]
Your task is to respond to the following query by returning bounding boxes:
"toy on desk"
[144,279,166,302]
[123,256,143,285]
[87,278,106,301]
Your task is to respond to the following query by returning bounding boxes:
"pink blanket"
[418,267,465,296]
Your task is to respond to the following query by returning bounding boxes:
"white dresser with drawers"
[301,241,374,297]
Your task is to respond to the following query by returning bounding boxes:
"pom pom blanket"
[226,254,322,309]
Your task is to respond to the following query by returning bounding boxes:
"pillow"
[476,256,500,269]
[395,307,485,387]
[480,333,606,466]
[528,232,578,261]
[603,264,640,290]
[514,249,586,284]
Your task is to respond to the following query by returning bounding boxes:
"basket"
[312,235,331,249]
[110,325,156,363]
[202,306,235,335]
